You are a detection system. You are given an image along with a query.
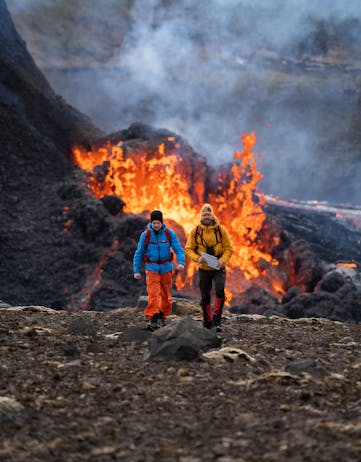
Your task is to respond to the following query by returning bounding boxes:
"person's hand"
[134,273,142,280]
[217,259,225,269]
[176,264,184,271]
[197,256,207,264]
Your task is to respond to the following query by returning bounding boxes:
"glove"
[134,273,142,280]
[176,264,184,271]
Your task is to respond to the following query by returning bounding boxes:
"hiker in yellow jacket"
[185,203,233,330]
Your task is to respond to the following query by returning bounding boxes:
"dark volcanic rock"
[67,316,97,338]
[100,195,125,216]
[282,286,303,304]
[0,0,101,307]
[281,291,343,320]
[266,202,361,266]
[315,268,352,293]
[147,316,222,361]
[229,286,279,315]
[265,266,361,322]
[0,0,149,310]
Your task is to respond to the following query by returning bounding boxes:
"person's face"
[151,220,162,231]
[201,213,214,226]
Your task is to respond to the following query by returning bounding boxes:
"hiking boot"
[212,325,222,332]
[201,304,212,329]
[212,314,222,332]
[147,313,160,331]
[203,320,213,329]
[147,321,158,331]
[158,311,166,327]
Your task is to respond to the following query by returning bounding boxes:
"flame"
[209,132,279,296]
[72,133,282,304]
[73,139,201,235]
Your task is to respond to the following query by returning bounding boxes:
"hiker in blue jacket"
[133,210,185,330]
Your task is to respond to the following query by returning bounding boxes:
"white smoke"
[7,0,361,204]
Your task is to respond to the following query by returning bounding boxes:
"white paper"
[200,252,220,270]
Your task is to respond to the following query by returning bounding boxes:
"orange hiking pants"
[145,270,173,319]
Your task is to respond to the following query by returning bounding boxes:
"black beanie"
[150,210,163,223]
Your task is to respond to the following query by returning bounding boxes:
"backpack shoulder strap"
[214,225,222,244]
[145,227,170,248]
[164,228,171,243]
[145,228,151,248]
[195,225,203,245]
[144,227,174,264]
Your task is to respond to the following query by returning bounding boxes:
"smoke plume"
[7,0,361,204]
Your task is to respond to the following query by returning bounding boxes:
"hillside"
[0,0,145,309]
[1,0,361,316]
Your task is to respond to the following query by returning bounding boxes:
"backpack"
[144,227,174,264]
[194,225,222,255]
[195,224,222,245]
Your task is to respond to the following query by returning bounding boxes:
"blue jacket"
[133,223,185,274]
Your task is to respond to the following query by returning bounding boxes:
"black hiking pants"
[199,268,226,306]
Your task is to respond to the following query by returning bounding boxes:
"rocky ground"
[1,303,360,462]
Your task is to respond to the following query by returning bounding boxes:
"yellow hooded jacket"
[185,217,233,270]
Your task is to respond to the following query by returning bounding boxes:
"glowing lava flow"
[72,133,281,305]
[73,139,201,235]
[337,262,358,268]
[67,239,120,311]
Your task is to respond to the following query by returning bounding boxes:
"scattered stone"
[203,347,256,363]
[338,336,355,344]
[2,305,57,313]
[0,397,24,414]
[285,358,326,378]
[67,316,97,337]
[146,316,221,361]
[57,343,80,357]
[122,326,152,343]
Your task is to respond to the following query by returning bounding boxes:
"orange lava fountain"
[72,132,282,303]
[209,133,280,301]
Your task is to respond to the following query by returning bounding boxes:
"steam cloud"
[8,0,361,204]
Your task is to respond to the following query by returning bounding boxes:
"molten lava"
[72,139,202,233]
[337,262,358,268]
[72,132,282,304]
